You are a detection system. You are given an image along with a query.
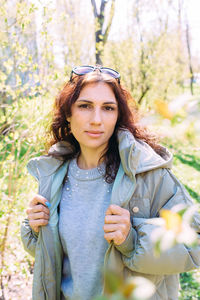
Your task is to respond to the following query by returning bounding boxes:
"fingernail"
[45,201,51,208]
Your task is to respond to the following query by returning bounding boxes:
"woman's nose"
[90,108,102,124]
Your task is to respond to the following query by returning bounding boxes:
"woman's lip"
[86,131,103,134]
[85,131,103,137]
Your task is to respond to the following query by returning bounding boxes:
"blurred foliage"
[93,270,155,300]
[150,205,199,255]
[180,272,200,300]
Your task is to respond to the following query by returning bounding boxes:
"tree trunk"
[185,22,194,95]
[91,0,115,65]
[135,0,150,105]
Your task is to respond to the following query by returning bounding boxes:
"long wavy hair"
[48,71,163,183]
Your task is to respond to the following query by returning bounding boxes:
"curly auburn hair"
[48,70,164,183]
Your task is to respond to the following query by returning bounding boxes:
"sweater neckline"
[68,158,106,181]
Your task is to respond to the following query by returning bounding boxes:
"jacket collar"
[27,129,173,181]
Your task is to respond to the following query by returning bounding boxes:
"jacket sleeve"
[21,218,39,257]
[116,168,200,275]
[20,158,40,257]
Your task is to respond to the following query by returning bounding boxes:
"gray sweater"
[58,158,113,300]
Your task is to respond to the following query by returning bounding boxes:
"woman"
[21,65,200,300]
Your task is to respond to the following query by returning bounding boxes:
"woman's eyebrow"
[103,101,118,105]
[76,99,117,105]
[76,99,93,103]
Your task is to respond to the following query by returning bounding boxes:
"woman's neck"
[77,151,104,170]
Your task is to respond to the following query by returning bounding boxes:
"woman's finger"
[105,204,129,216]
[26,204,49,215]
[103,223,126,233]
[104,214,130,225]
[29,218,49,228]
[104,230,123,243]
[28,211,49,221]
[30,194,49,207]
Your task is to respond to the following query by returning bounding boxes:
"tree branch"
[137,86,150,105]
[91,0,98,17]
[103,0,115,44]
[100,0,106,16]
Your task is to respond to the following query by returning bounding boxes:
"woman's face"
[67,82,118,155]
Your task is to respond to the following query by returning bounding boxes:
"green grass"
[173,150,200,203]
[164,140,200,202]
[179,272,200,300]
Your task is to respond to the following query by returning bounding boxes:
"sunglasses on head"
[70,65,120,83]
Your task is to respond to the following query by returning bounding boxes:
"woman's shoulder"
[27,141,73,179]
[27,155,64,180]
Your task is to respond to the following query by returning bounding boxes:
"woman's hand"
[103,204,131,245]
[26,194,50,233]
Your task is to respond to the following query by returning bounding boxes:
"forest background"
[0,0,200,299]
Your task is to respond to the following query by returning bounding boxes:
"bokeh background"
[0,0,200,299]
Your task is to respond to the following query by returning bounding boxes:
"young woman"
[21,66,200,300]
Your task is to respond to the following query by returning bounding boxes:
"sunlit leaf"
[154,100,174,120]
[160,209,182,234]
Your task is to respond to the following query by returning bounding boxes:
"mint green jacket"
[21,130,200,300]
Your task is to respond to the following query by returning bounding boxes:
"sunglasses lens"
[101,68,120,79]
[71,66,120,82]
[73,66,94,75]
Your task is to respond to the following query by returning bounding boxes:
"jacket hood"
[117,130,173,177]
[27,130,172,179]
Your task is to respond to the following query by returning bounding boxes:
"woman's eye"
[78,104,90,109]
[104,106,115,111]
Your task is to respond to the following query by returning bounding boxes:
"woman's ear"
[66,117,71,122]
